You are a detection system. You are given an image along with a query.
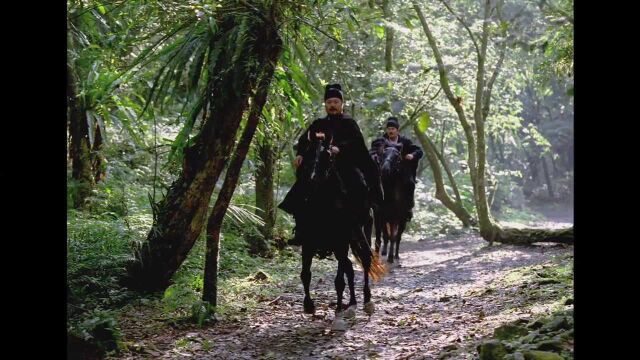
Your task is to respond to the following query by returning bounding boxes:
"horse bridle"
[382,146,402,174]
[309,137,336,182]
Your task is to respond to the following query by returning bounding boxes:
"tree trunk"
[68,27,94,209]
[203,33,281,304]
[413,1,478,196]
[91,123,106,183]
[492,225,573,245]
[550,154,559,176]
[125,13,277,292]
[497,137,505,163]
[416,0,573,245]
[488,176,499,212]
[382,0,394,72]
[429,135,464,206]
[522,152,538,198]
[439,118,447,156]
[413,124,474,227]
[488,133,497,163]
[254,133,276,248]
[472,0,495,242]
[541,155,555,198]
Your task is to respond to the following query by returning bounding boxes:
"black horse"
[292,137,384,316]
[371,140,413,264]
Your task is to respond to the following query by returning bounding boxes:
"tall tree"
[413,0,572,244]
[126,0,292,292]
[382,0,394,71]
[254,122,278,248]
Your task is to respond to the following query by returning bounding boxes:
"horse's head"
[301,138,334,184]
[369,148,381,171]
[380,141,403,181]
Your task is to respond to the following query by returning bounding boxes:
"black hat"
[386,116,399,128]
[324,83,343,101]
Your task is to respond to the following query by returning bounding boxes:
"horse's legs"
[352,226,372,305]
[334,234,356,313]
[387,222,398,263]
[364,210,373,249]
[334,258,346,313]
[301,245,315,314]
[382,222,391,256]
[395,219,407,260]
[343,257,356,307]
[374,210,383,254]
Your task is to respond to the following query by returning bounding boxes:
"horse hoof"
[331,316,348,331]
[364,301,375,315]
[303,298,316,314]
[343,305,356,319]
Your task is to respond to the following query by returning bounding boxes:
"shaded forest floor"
[110,216,573,360]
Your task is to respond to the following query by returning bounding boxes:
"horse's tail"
[350,231,388,281]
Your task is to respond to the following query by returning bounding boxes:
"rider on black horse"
[279,84,383,250]
[370,116,423,220]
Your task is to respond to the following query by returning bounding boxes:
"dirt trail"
[115,221,573,360]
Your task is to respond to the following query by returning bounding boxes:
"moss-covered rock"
[478,340,509,360]
[522,350,564,360]
[540,317,570,333]
[503,352,526,360]
[520,330,541,344]
[494,324,530,340]
[534,338,564,352]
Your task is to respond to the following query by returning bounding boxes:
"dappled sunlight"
[111,229,573,359]
[69,0,573,357]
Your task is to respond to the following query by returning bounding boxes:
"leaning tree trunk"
[413,1,478,198]
[125,13,276,292]
[429,132,465,207]
[67,29,94,209]
[203,31,282,305]
[254,133,277,248]
[413,124,474,227]
[415,0,573,245]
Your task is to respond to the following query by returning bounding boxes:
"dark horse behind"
[370,140,413,264]
[279,137,385,318]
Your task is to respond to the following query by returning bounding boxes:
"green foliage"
[68,309,122,354]
[536,0,574,79]
[67,211,141,315]
[162,279,215,326]
[409,180,476,237]
[66,0,573,353]
[417,111,431,133]
[496,207,546,224]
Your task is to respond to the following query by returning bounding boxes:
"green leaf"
[374,25,385,40]
[208,16,218,35]
[97,5,106,14]
[288,63,314,98]
[454,84,463,97]
[418,112,430,133]
[404,18,415,29]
